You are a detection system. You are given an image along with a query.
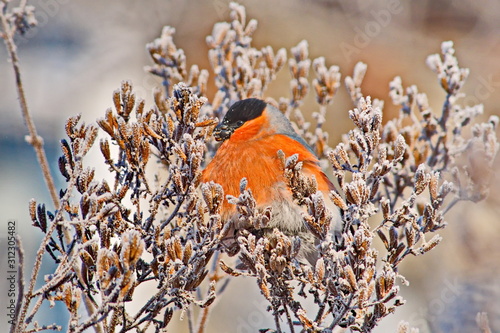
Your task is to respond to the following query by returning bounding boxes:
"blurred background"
[1,0,499,332]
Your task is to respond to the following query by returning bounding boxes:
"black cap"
[214,99,267,141]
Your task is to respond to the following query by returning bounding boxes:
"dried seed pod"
[338,278,353,293]
[353,62,367,86]
[291,40,309,61]
[329,190,348,210]
[358,281,368,308]
[421,234,442,253]
[349,138,362,160]
[388,226,398,250]
[100,139,111,161]
[173,237,183,261]
[259,280,270,300]
[315,257,325,282]
[166,239,178,262]
[370,177,381,201]
[274,48,287,72]
[172,168,184,192]
[345,183,360,205]
[29,199,37,223]
[394,135,406,162]
[354,228,370,256]
[391,243,406,263]
[96,248,120,292]
[405,226,415,248]
[414,164,428,196]
[429,171,440,202]
[381,198,391,220]
[182,241,192,265]
[262,45,274,69]
[438,181,454,199]
[80,250,95,275]
[337,143,351,168]
[220,260,241,277]
[345,265,357,291]
[271,254,287,274]
[140,141,150,166]
[35,203,47,234]
[296,309,313,329]
[377,229,389,250]
[376,275,386,300]
[327,149,343,170]
[120,230,145,269]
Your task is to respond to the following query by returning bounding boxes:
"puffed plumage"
[202,98,339,263]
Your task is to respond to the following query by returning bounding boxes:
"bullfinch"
[202,98,340,263]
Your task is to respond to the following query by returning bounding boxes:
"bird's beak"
[213,123,234,142]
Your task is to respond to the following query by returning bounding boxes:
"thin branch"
[196,306,211,333]
[329,294,355,330]
[15,191,71,333]
[187,306,195,333]
[0,3,60,208]
[283,303,295,333]
[273,308,283,333]
[25,324,61,333]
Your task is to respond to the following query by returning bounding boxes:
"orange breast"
[202,133,333,216]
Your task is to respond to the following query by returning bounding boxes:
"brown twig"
[0,3,60,208]
[14,177,75,333]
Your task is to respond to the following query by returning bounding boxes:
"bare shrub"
[2,2,497,332]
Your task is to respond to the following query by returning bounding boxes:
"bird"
[202,98,340,264]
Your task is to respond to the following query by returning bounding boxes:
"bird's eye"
[236,120,244,127]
